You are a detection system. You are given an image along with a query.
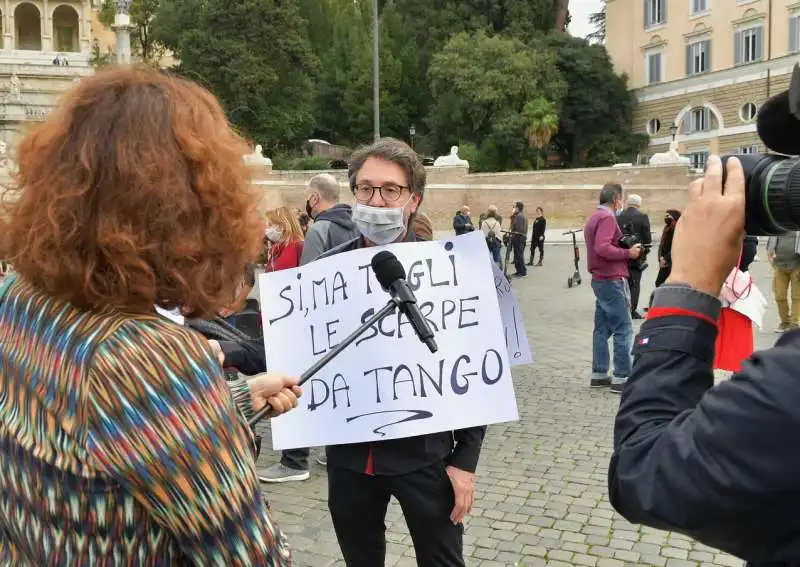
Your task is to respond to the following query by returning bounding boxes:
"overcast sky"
[568,0,604,39]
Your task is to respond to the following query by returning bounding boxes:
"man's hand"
[768,251,776,264]
[629,244,643,259]
[446,466,475,524]
[667,155,745,296]
[659,256,667,269]
[247,374,302,415]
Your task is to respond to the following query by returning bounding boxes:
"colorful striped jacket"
[0,277,291,566]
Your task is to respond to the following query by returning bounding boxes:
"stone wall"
[253,164,702,230]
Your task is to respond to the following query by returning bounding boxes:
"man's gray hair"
[599,182,623,205]
[348,138,426,202]
[627,194,642,207]
[308,173,341,203]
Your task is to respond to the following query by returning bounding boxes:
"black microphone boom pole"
[248,298,399,428]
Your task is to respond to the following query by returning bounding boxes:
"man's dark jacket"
[610,284,800,566]
[453,212,474,235]
[616,207,651,259]
[301,204,359,265]
[317,229,487,476]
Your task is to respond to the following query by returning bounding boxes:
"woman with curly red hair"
[0,66,299,565]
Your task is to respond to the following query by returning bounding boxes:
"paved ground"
[255,243,777,567]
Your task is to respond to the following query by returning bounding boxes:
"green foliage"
[99,0,164,64]
[89,41,114,68]
[427,31,566,171]
[154,0,319,154]
[539,34,644,167]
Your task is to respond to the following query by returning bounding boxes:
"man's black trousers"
[328,460,465,567]
[627,267,643,313]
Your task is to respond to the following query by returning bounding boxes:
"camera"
[618,232,651,271]
[721,153,800,236]
[721,63,800,236]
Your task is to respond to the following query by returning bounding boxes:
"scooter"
[563,228,583,288]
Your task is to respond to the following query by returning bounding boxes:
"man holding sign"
[260,139,517,567]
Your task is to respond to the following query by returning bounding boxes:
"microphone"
[371,250,438,353]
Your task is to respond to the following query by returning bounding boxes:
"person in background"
[260,173,360,483]
[510,201,528,277]
[298,212,312,236]
[481,205,502,265]
[766,231,800,332]
[617,194,652,319]
[0,65,300,566]
[264,206,305,273]
[584,183,642,394]
[453,205,474,235]
[299,173,359,263]
[528,206,547,267]
[654,209,681,287]
[412,211,434,241]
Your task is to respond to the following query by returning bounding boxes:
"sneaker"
[776,324,791,333]
[590,374,611,388]
[535,262,543,267]
[610,382,626,394]
[316,455,327,467]
[631,311,643,320]
[258,463,310,483]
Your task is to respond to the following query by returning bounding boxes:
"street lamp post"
[113,0,132,64]
[669,122,678,144]
[372,0,380,141]
[409,124,416,150]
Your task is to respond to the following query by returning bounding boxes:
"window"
[685,107,710,133]
[644,0,666,28]
[691,0,708,16]
[791,16,800,53]
[737,145,759,155]
[689,151,709,170]
[647,118,661,135]
[734,26,763,65]
[646,52,663,85]
[686,40,711,76]
[740,102,758,122]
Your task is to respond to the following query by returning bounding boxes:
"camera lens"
[722,154,800,235]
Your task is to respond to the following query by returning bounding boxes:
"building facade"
[606,0,799,168]
[0,1,116,159]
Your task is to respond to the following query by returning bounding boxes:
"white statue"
[243,144,272,168]
[115,0,131,15]
[433,146,469,168]
[8,74,21,102]
[649,139,690,166]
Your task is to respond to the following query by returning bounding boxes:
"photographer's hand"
[667,156,745,296]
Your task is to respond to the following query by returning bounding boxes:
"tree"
[538,34,647,167]
[587,2,606,43]
[99,0,165,65]
[522,97,559,169]
[154,0,319,153]
[554,0,570,32]
[427,31,566,171]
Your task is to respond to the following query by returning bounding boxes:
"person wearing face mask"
[264,206,305,273]
[312,138,486,567]
[654,209,681,287]
[584,183,643,394]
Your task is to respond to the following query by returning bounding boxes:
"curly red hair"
[0,66,262,317]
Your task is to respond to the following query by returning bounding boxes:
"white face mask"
[352,197,412,245]
[265,227,282,243]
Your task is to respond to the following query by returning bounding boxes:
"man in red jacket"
[584,183,642,393]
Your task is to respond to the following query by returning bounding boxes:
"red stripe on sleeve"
[647,306,718,327]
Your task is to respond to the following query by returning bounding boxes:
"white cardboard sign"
[259,231,519,451]
[492,262,534,366]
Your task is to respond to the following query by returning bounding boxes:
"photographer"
[608,156,800,564]
[617,195,652,319]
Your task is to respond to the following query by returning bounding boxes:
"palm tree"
[522,98,559,170]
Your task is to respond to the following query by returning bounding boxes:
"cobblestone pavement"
[256,244,776,567]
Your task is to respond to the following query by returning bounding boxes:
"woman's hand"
[247,374,302,415]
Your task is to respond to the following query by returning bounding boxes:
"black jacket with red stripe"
[609,283,800,566]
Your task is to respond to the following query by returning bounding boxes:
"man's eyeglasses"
[353,183,408,203]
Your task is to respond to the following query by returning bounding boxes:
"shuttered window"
[685,40,711,76]
[644,0,666,28]
[734,26,763,65]
[790,16,800,53]
[646,52,662,85]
